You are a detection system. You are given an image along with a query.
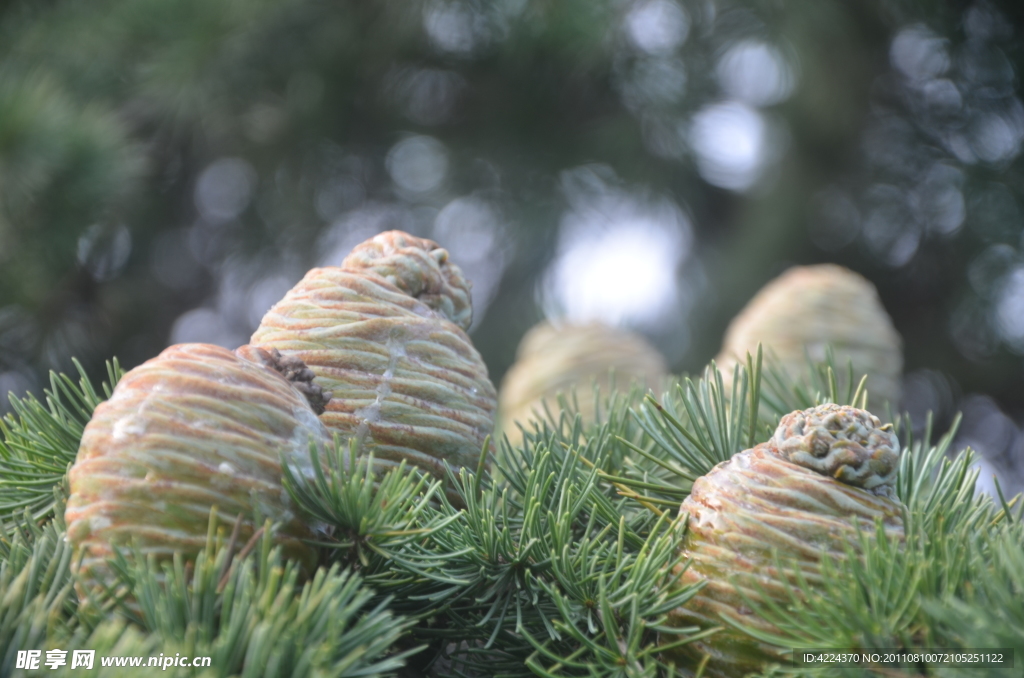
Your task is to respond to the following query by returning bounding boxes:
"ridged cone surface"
[66,343,328,593]
[498,322,667,444]
[663,404,905,677]
[716,265,903,409]
[250,230,497,482]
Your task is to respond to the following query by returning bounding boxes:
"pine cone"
[66,343,329,596]
[498,322,667,444]
[663,404,905,677]
[250,230,497,487]
[716,265,903,409]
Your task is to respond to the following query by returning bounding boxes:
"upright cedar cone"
[716,265,903,409]
[250,230,497,483]
[498,322,666,444]
[663,404,905,677]
[66,343,330,593]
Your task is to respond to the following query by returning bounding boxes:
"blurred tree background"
[2,0,1024,488]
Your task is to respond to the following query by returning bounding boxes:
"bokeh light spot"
[891,25,949,82]
[716,40,795,107]
[995,265,1024,351]
[433,196,508,323]
[624,0,689,55]
[386,136,449,195]
[424,1,489,55]
[862,184,920,267]
[543,167,692,329]
[195,158,257,223]
[689,102,769,191]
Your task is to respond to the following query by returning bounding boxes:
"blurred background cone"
[716,264,903,410]
[498,321,667,445]
[66,343,329,598]
[251,230,497,488]
[662,404,905,677]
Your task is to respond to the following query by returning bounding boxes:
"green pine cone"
[66,343,328,596]
[498,321,666,444]
[250,230,497,486]
[663,404,905,677]
[716,265,903,410]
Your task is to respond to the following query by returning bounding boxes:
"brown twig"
[217,519,264,591]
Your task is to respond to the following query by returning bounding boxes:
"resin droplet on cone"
[662,404,905,677]
[498,322,667,444]
[251,230,497,484]
[66,343,329,594]
[716,264,903,409]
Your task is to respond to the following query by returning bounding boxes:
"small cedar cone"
[66,343,329,597]
[716,265,903,409]
[662,404,905,677]
[250,230,497,486]
[498,322,667,444]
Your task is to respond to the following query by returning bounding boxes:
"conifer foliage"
[1,352,1022,676]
